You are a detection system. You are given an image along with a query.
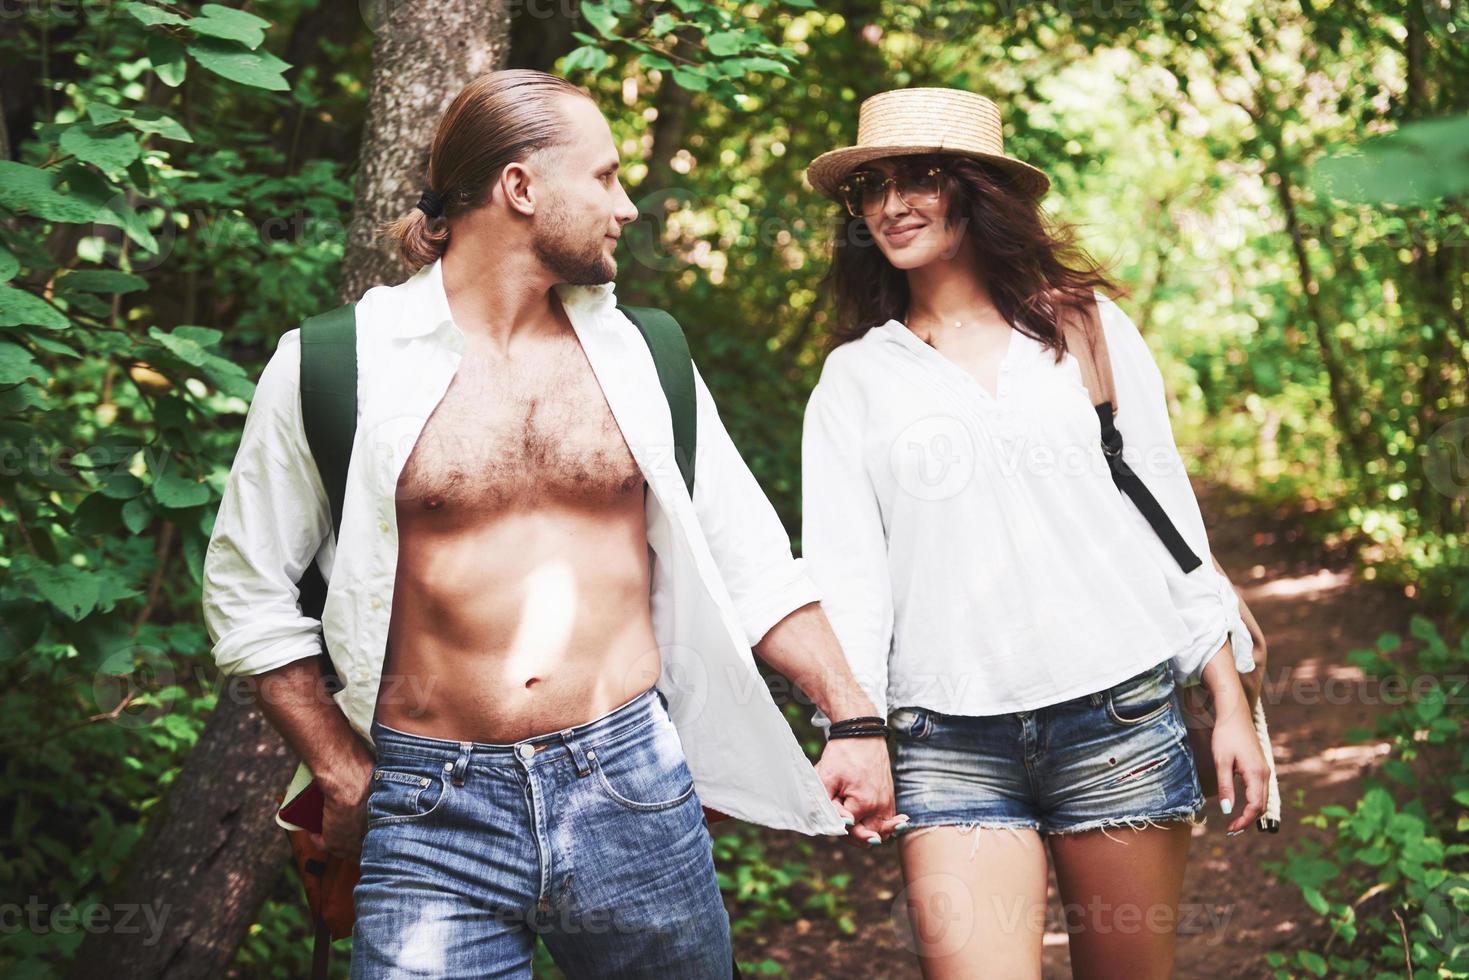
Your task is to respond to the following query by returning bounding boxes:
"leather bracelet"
[830,715,885,730]
[828,725,890,739]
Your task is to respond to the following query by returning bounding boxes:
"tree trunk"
[341,0,512,300]
[66,3,511,976]
[64,685,297,979]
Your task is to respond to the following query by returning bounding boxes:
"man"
[202,69,904,978]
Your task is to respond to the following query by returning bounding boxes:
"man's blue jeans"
[350,685,732,978]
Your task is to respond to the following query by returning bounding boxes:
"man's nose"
[613,181,638,225]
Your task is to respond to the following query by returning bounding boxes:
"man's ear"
[501,161,537,217]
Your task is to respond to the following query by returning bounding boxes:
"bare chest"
[396,345,644,514]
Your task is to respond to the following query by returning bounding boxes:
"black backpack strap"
[1062,297,1201,573]
[618,304,697,499]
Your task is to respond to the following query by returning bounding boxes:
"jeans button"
[516,744,535,760]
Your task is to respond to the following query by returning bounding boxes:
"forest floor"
[729,483,1422,979]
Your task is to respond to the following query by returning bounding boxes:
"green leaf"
[0,244,16,282]
[0,162,114,222]
[56,270,149,294]
[1302,887,1330,915]
[580,1,619,38]
[152,467,212,509]
[188,4,271,49]
[87,104,130,126]
[123,2,188,27]
[186,38,291,91]
[127,110,194,143]
[148,34,188,87]
[1297,950,1328,976]
[59,126,142,173]
[651,12,677,35]
[706,30,746,57]
[98,472,146,500]
[672,66,710,92]
[147,326,209,366]
[726,56,790,76]
[0,284,70,330]
[29,562,101,622]
[640,52,675,71]
[0,341,42,384]
[122,497,153,535]
[1311,115,1469,205]
[562,45,611,74]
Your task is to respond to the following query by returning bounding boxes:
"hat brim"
[806,144,1050,202]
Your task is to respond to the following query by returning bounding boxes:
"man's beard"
[533,207,615,286]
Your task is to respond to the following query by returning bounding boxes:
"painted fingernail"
[867,835,882,845]
[895,820,911,833]
[843,816,855,826]
[1220,799,1233,815]
[1227,829,1244,837]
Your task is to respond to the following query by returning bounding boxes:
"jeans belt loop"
[451,741,471,786]
[562,731,592,777]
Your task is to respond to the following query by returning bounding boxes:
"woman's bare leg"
[1046,821,1194,980]
[897,824,1049,980]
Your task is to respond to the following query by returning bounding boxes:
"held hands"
[815,724,909,846]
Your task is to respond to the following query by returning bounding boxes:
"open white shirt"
[801,292,1255,727]
[202,257,847,837]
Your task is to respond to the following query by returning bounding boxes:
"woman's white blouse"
[801,291,1255,726]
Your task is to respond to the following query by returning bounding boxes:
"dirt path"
[729,484,1419,978]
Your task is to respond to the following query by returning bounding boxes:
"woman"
[799,87,1271,978]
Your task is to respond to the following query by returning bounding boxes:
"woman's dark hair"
[822,154,1128,362]
[381,69,593,272]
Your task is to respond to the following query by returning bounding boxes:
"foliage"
[1,0,1465,973]
[1264,617,1469,978]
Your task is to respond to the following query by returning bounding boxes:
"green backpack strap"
[298,302,358,540]
[618,304,697,499]
[295,302,357,639]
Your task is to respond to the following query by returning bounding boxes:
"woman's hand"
[1201,642,1270,834]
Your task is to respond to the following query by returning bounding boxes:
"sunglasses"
[837,163,944,218]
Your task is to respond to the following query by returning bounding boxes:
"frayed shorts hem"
[898,806,1207,844]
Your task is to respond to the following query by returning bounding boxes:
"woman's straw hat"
[806,88,1050,202]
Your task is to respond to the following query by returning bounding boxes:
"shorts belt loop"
[451,741,472,786]
[1090,691,1104,707]
[562,731,592,777]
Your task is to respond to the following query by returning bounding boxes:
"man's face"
[530,95,639,286]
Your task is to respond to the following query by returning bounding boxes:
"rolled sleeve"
[202,329,333,676]
[689,363,822,648]
[800,358,894,730]
[1098,295,1255,688]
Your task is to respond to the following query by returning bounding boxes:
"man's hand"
[312,743,376,858]
[815,736,907,846]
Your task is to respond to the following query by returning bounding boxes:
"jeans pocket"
[888,706,933,741]
[365,762,450,827]
[590,725,696,813]
[1104,662,1176,727]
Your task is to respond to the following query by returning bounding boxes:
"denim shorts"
[351,686,732,979]
[890,660,1206,840]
